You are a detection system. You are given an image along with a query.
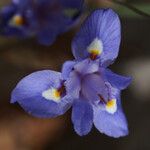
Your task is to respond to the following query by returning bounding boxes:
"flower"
[11,9,132,138]
[0,0,84,45]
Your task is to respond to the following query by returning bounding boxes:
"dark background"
[0,0,150,149]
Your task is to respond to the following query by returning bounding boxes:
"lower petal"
[11,70,61,102]
[18,95,72,118]
[72,99,93,136]
[11,70,73,118]
[93,98,128,138]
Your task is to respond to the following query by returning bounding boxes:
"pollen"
[106,99,115,108]
[90,49,101,55]
[89,49,101,60]
[106,99,117,114]
[9,15,24,27]
[54,89,61,98]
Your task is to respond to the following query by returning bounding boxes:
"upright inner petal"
[82,73,108,103]
[73,59,99,75]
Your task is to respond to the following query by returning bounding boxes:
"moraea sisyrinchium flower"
[11,9,131,137]
[0,0,84,45]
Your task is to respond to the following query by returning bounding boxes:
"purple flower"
[0,0,84,45]
[11,9,131,137]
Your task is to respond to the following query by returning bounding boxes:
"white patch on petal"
[42,88,61,103]
[9,14,24,27]
[87,38,103,56]
[106,99,117,114]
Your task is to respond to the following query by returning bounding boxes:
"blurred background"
[0,0,150,149]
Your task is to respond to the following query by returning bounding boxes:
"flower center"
[106,99,117,114]
[87,38,103,60]
[89,50,101,60]
[98,94,117,114]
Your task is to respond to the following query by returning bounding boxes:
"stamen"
[98,94,106,104]
[57,85,66,97]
